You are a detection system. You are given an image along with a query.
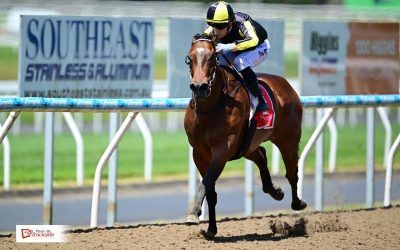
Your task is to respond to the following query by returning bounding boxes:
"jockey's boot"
[240,67,268,112]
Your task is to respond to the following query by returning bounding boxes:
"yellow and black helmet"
[206,1,234,24]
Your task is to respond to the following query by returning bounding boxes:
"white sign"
[16,225,68,243]
[19,16,154,98]
[301,21,399,96]
[253,19,285,76]
[300,21,349,96]
[168,18,205,98]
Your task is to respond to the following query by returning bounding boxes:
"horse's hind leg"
[275,139,307,211]
[186,182,206,224]
[186,150,208,224]
[245,146,284,201]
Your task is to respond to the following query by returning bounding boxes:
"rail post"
[90,112,139,228]
[298,108,336,199]
[43,112,54,225]
[365,108,375,208]
[384,133,400,207]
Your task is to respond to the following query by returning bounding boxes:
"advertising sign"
[19,16,154,98]
[253,19,285,77]
[346,22,399,94]
[301,21,349,96]
[301,21,399,96]
[168,18,205,98]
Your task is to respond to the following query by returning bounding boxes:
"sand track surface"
[2,205,400,249]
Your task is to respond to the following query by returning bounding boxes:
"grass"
[154,49,167,80]
[0,46,298,81]
[0,45,302,187]
[0,123,398,187]
[0,46,18,80]
[284,51,299,78]
[0,44,299,130]
[0,47,397,186]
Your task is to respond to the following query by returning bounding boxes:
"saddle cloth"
[220,65,276,130]
[229,75,276,160]
[250,84,276,129]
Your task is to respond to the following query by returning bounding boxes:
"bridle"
[186,37,219,99]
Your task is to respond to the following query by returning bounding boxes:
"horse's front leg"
[201,154,227,238]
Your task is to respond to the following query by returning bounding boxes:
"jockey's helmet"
[206,1,234,25]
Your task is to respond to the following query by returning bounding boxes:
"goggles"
[207,22,228,30]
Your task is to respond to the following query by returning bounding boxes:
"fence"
[0,94,399,228]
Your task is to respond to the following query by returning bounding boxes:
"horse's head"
[186,33,219,100]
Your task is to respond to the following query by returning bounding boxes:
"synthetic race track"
[2,205,400,249]
[0,170,399,232]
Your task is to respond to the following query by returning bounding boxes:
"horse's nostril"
[199,83,208,91]
[190,83,209,98]
[190,84,198,92]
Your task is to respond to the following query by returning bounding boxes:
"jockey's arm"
[235,20,259,51]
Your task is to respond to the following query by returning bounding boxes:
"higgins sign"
[301,21,399,96]
[19,16,154,98]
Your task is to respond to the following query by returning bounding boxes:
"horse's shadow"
[203,217,309,243]
[209,232,308,243]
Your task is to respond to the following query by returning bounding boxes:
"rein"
[190,92,224,115]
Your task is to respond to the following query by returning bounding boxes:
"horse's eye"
[208,54,218,65]
[185,55,191,65]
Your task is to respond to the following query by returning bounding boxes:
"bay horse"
[184,34,307,238]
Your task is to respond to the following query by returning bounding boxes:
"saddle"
[221,66,277,160]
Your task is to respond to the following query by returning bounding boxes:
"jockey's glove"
[216,43,236,53]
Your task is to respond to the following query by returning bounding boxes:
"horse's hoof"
[264,186,284,201]
[291,199,307,211]
[264,186,285,201]
[185,214,200,225]
[200,229,216,239]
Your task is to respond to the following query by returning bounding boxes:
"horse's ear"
[192,33,202,44]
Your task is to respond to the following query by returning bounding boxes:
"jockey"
[204,1,270,112]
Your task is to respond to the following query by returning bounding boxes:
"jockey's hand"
[216,43,236,53]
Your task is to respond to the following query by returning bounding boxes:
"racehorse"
[184,33,307,238]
